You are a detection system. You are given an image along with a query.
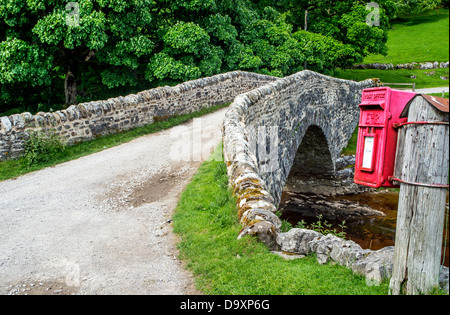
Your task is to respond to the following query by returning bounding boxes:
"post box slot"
[359,103,385,110]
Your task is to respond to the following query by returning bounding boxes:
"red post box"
[354,87,416,188]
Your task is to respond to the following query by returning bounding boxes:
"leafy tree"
[266,0,392,61]
[0,0,394,114]
[1,0,155,109]
[395,0,443,15]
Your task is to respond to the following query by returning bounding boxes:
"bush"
[24,129,66,166]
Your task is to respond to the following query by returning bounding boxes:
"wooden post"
[390,95,449,295]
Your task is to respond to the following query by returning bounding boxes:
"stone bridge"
[223,70,376,243]
[222,72,449,290]
[0,69,375,231]
[1,68,447,289]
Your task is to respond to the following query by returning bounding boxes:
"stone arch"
[285,124,336,195]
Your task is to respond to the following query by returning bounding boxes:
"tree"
[1,0,155,109]
[394,0,443,15]
[268,0,392,61]
[1,0,392,113]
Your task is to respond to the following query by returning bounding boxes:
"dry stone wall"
[353,61,449,70]
[0,71,277,161]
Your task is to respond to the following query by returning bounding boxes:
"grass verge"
[0,103,229,181]
[429,92,450,98]
[172,143,390,295]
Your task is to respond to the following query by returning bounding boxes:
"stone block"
[238,220,279,250]
[329,240,366,268]
[240,208,281,229]
[276,228,323,255]
[1,117,12,133]
[309,234,344,265]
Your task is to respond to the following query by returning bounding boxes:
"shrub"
[24,129,66,166]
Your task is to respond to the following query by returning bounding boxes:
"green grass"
[172,143,390,295]
[364,9,449,64]
[335,68,449,89]
[429,92,450,98]
[0,103,229,181]
[336,9,449,89]
[342,127,359,156]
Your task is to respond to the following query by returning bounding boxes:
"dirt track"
[0,108,227,295]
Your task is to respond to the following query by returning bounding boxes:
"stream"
[280,189,449,267]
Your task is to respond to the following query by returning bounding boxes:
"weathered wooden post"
[389,95,449,295]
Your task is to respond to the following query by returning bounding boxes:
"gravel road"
[0,108,227,295]
[413,86,449,94]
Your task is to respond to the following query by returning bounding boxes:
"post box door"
[355,124,386,188]
[360,129,378,172]
[354,88,389,188]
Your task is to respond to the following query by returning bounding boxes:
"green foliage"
[163,21,210,55]
[292,30,359,74]
[146,52,202,82]
[278,212,348,238]
[24,129,66,166]
[32,1,108,50]
[1,0,395,113]
[280,218,293,233]
[394,0,443,15]
[1,0,157,110]
[0,35,56,111]
[299,214,347,239]
[0,38,53,86]
[172,144,390,295]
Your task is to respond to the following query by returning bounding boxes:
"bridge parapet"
[223,70,376,247]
